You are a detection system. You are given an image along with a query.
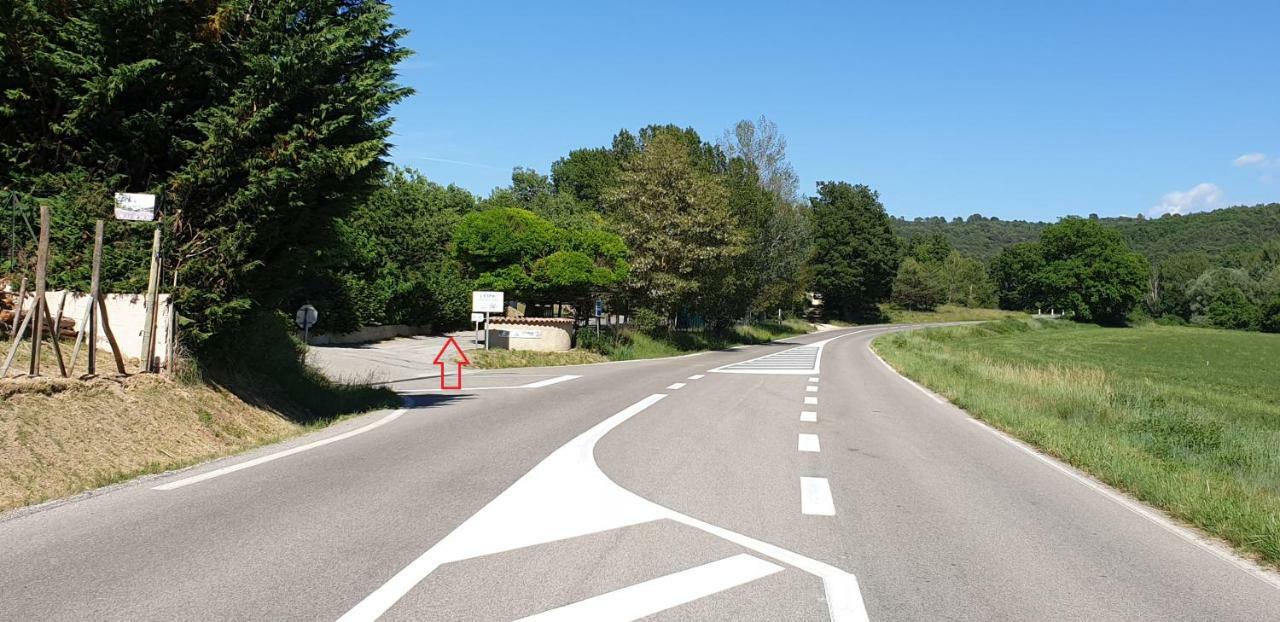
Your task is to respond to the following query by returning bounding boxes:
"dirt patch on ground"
[0,374,300,512]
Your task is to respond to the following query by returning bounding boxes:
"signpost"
[296,304,319,344]
[471,291,504,350]
[112,193,156,222]
[470,312,485,345]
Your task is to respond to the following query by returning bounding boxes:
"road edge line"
[866,338,1280,591]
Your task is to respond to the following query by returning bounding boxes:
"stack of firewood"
[1,291,77,338]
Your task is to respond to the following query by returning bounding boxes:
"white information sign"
[471,290,504,313]
[470,312,485,323]
[113,193,157,221]
[503,329,542,339]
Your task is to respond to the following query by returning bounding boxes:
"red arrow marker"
[433,337,470,390]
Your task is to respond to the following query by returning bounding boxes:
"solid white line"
[801,411,818,423]
[521,374,582,388]
[800,477,835,516]
[400,374,582,393]
[798,433,821,453]
[867,337,1280,591]
[809,377,820,383]
[666,382,686,390]
[687,374,705,380]
[804,396,818,405]
[515,554,782,621]
[153,409,408,491]
[806,385,818,393]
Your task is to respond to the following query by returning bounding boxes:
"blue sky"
[384,1,1279,222]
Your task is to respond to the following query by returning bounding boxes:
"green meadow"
[874,319,1280,568]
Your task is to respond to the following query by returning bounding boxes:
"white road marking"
[801,411,818,423]
[666,382,686,390]
[804,396,818,405]
[687,374,705,380]
[521,375,583,388]
[153,409,408,491]
[868,337,1280,591]
[800,477,835,516]
[809,377,820,383]
[798,433,821,453]
[400,374,581,394]
[339,393,870,622]
[806,385,818,392]
[515,554,782,622]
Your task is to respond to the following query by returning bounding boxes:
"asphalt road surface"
[4,326,1279,621]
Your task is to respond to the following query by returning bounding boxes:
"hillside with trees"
[894,203,1280,263]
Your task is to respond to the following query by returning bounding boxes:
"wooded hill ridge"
[893,203,1280,263]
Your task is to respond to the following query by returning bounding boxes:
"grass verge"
[881,304,1028,324]
[469,349,608,369]
[873,318,1280,568]
[1,312,398,513]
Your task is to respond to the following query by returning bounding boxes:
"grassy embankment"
[874,319,1280,567]
[881,304,1027,324]
[470,318,814,369]
[0,314,397,513]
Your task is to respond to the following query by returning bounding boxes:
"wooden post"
[97,295,126,374]
[68,301,91,376]
[1,308,33,377]
[88,221,104,375]
[40,297,67,377]
[9,276,26,342]
[27,205,49,376]
[139,225,161,372]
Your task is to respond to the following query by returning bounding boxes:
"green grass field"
[881,304,1027,324]
[874,319,1280,568]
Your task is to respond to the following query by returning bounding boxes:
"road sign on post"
[112,193,157,222]
[471,291,504,350]
[296,304,319,344]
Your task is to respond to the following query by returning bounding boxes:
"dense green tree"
[891,258,944,311]
[1187,268,1261,330]
[309,167,473,332]
[907,232,953,264]
[551,148,620,210]
[1149,252,1211,318]
[1036,218,1149,324]
[808,182,900,320]
[453,207,626,315]
[1,0,411,345]
[938,251,997,308]
[604,131,745,324]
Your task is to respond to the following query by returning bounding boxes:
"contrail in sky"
[417,156,497,169]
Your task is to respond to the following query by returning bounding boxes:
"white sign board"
[505,329,542,339]
[113,193,157,221]
[471,312,485,323]
[471,291,504,313]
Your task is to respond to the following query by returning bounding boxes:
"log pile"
[0,291,77,338]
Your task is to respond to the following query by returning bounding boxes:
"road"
[3,325,1278,621]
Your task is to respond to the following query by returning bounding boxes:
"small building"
[487,317,574,352]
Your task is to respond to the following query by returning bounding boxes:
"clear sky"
[384,1,1279,222]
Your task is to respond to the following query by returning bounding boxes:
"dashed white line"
[806,385,818,393]
[153,408,408,491]
[800,477,835,516]
[809,377,820,383]
[798,434,821,453]
[515,554,783,621]
[804,396,818,405]
[666,382,686,390]
[521,375,584,389]
[687,374,705,380]
[801,411,818,423]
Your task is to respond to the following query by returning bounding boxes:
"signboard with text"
[113,193,157,221]
[471,290,504,313]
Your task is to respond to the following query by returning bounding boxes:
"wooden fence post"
[27,205,49,376]
[140,225,161,372]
